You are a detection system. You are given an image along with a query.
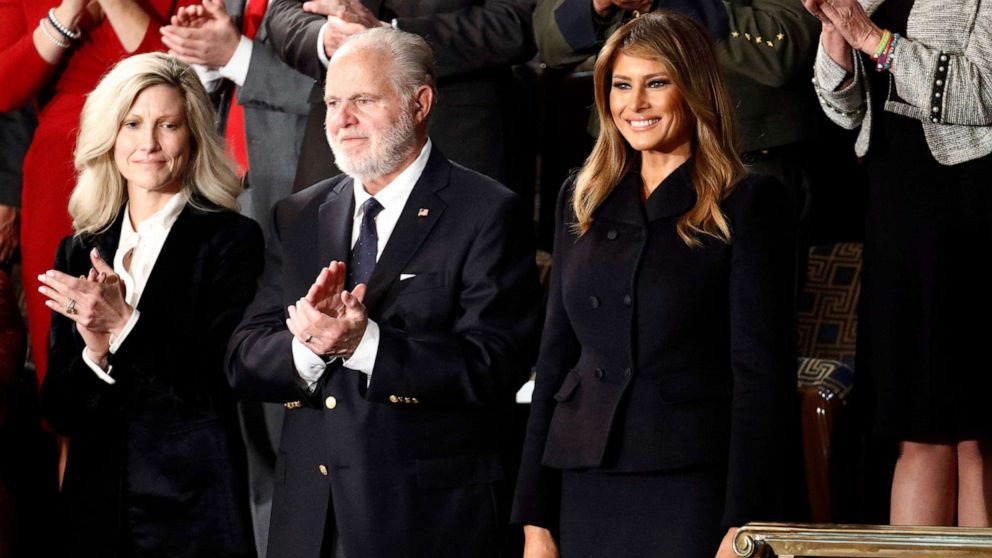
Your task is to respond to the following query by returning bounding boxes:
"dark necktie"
[347,197,384,290]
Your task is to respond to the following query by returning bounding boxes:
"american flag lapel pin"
[417,208,429,217]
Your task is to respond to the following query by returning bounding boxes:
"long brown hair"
[572,11,745,246]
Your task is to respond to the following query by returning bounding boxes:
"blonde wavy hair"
[70,52,240,235]
[573,11,745,246]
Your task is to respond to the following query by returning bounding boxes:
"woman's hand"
[715,527,739,558]
[802,0,855,72]
[523,525,559,558]
[812,0,883,55]
[38,248,132,364]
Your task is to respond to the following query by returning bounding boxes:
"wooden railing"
[734,523,992,557]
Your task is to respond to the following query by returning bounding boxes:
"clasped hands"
[301,0,388,58]
[38,248,133,369]
[801,0,883,70]
[287,260,368,360]
[161,0,241,69]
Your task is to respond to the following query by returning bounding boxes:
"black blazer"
[227,147,542,558]
[41,205,264,558]
[512,163,796,529]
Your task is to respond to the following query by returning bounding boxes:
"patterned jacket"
[813,0,992,165]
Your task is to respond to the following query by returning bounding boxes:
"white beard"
[327,104,417,183]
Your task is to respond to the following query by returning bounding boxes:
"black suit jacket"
[227,147,542,558]
[512,164,797,529]
[265,0,536,188]
[41,206,264,558]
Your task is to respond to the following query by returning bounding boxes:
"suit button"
[594,368,604,380]
[389,395,399,403]
[606,229,618,240]
[318,465,328,476]
[325,396,337,409]
[589,296,600,309]
[624,368,632,378]
[623,294,632,306]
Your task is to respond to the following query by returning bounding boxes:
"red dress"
[0,0,192,384]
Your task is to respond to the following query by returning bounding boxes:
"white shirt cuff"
[109,308,140,354]
[82,348,115,384]
[219,34,253,88]
[192,63,223,93]
[293,336,328,390]
[317,22,330,68]
[341,319,378,376]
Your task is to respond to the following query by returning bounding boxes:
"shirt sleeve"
[218,34,253,87]
[81,347,116,384]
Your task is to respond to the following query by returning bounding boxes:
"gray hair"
[334,26,437,100]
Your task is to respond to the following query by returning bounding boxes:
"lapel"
[642,161,696,222]
[361,148,449,312]
[594,160,697,226]
[594,170,646,227]
[88,210,126,266]
[317,178,356,270]
[134,205,200,313]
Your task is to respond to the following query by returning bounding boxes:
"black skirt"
[559,466,727,558]
[859,103,992,439]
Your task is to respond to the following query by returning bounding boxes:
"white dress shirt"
[192,34,254,91]
[293,140,433,389]
[83,194,187,383]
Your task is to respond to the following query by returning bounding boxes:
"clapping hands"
[287,261,369,359]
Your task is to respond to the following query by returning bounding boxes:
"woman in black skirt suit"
[512,12,797,558]
[805,0,992,527]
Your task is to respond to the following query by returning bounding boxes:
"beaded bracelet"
[38,18,70,49]
[876,33,900,72]
[47,8,81,41]
[871,30,892,60]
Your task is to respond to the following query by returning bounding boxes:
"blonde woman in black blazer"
[513,12,796,558]
[37,53,262,557]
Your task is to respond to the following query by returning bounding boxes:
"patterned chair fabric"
[797,357,854,403]
[797,242,862,368]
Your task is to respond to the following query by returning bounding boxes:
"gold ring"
[65,298,77,315]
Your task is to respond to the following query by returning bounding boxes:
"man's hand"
[304,260,348,316]
[303,0,385,27]
[302,0,386,59]
[161,0,241,68]
[286,285,368,358]
[0,205,19,264]
[592,0,651,17]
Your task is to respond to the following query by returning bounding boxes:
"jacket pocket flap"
[416,453,504,489]
[553,370,582,403]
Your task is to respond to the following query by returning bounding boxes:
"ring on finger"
[65,297,78,315]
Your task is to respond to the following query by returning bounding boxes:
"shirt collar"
[353,139,432,219]
[122,193,188,239]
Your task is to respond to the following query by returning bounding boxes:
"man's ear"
[412,85,434,124]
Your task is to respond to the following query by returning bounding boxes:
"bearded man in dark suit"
[227,27,541,558]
